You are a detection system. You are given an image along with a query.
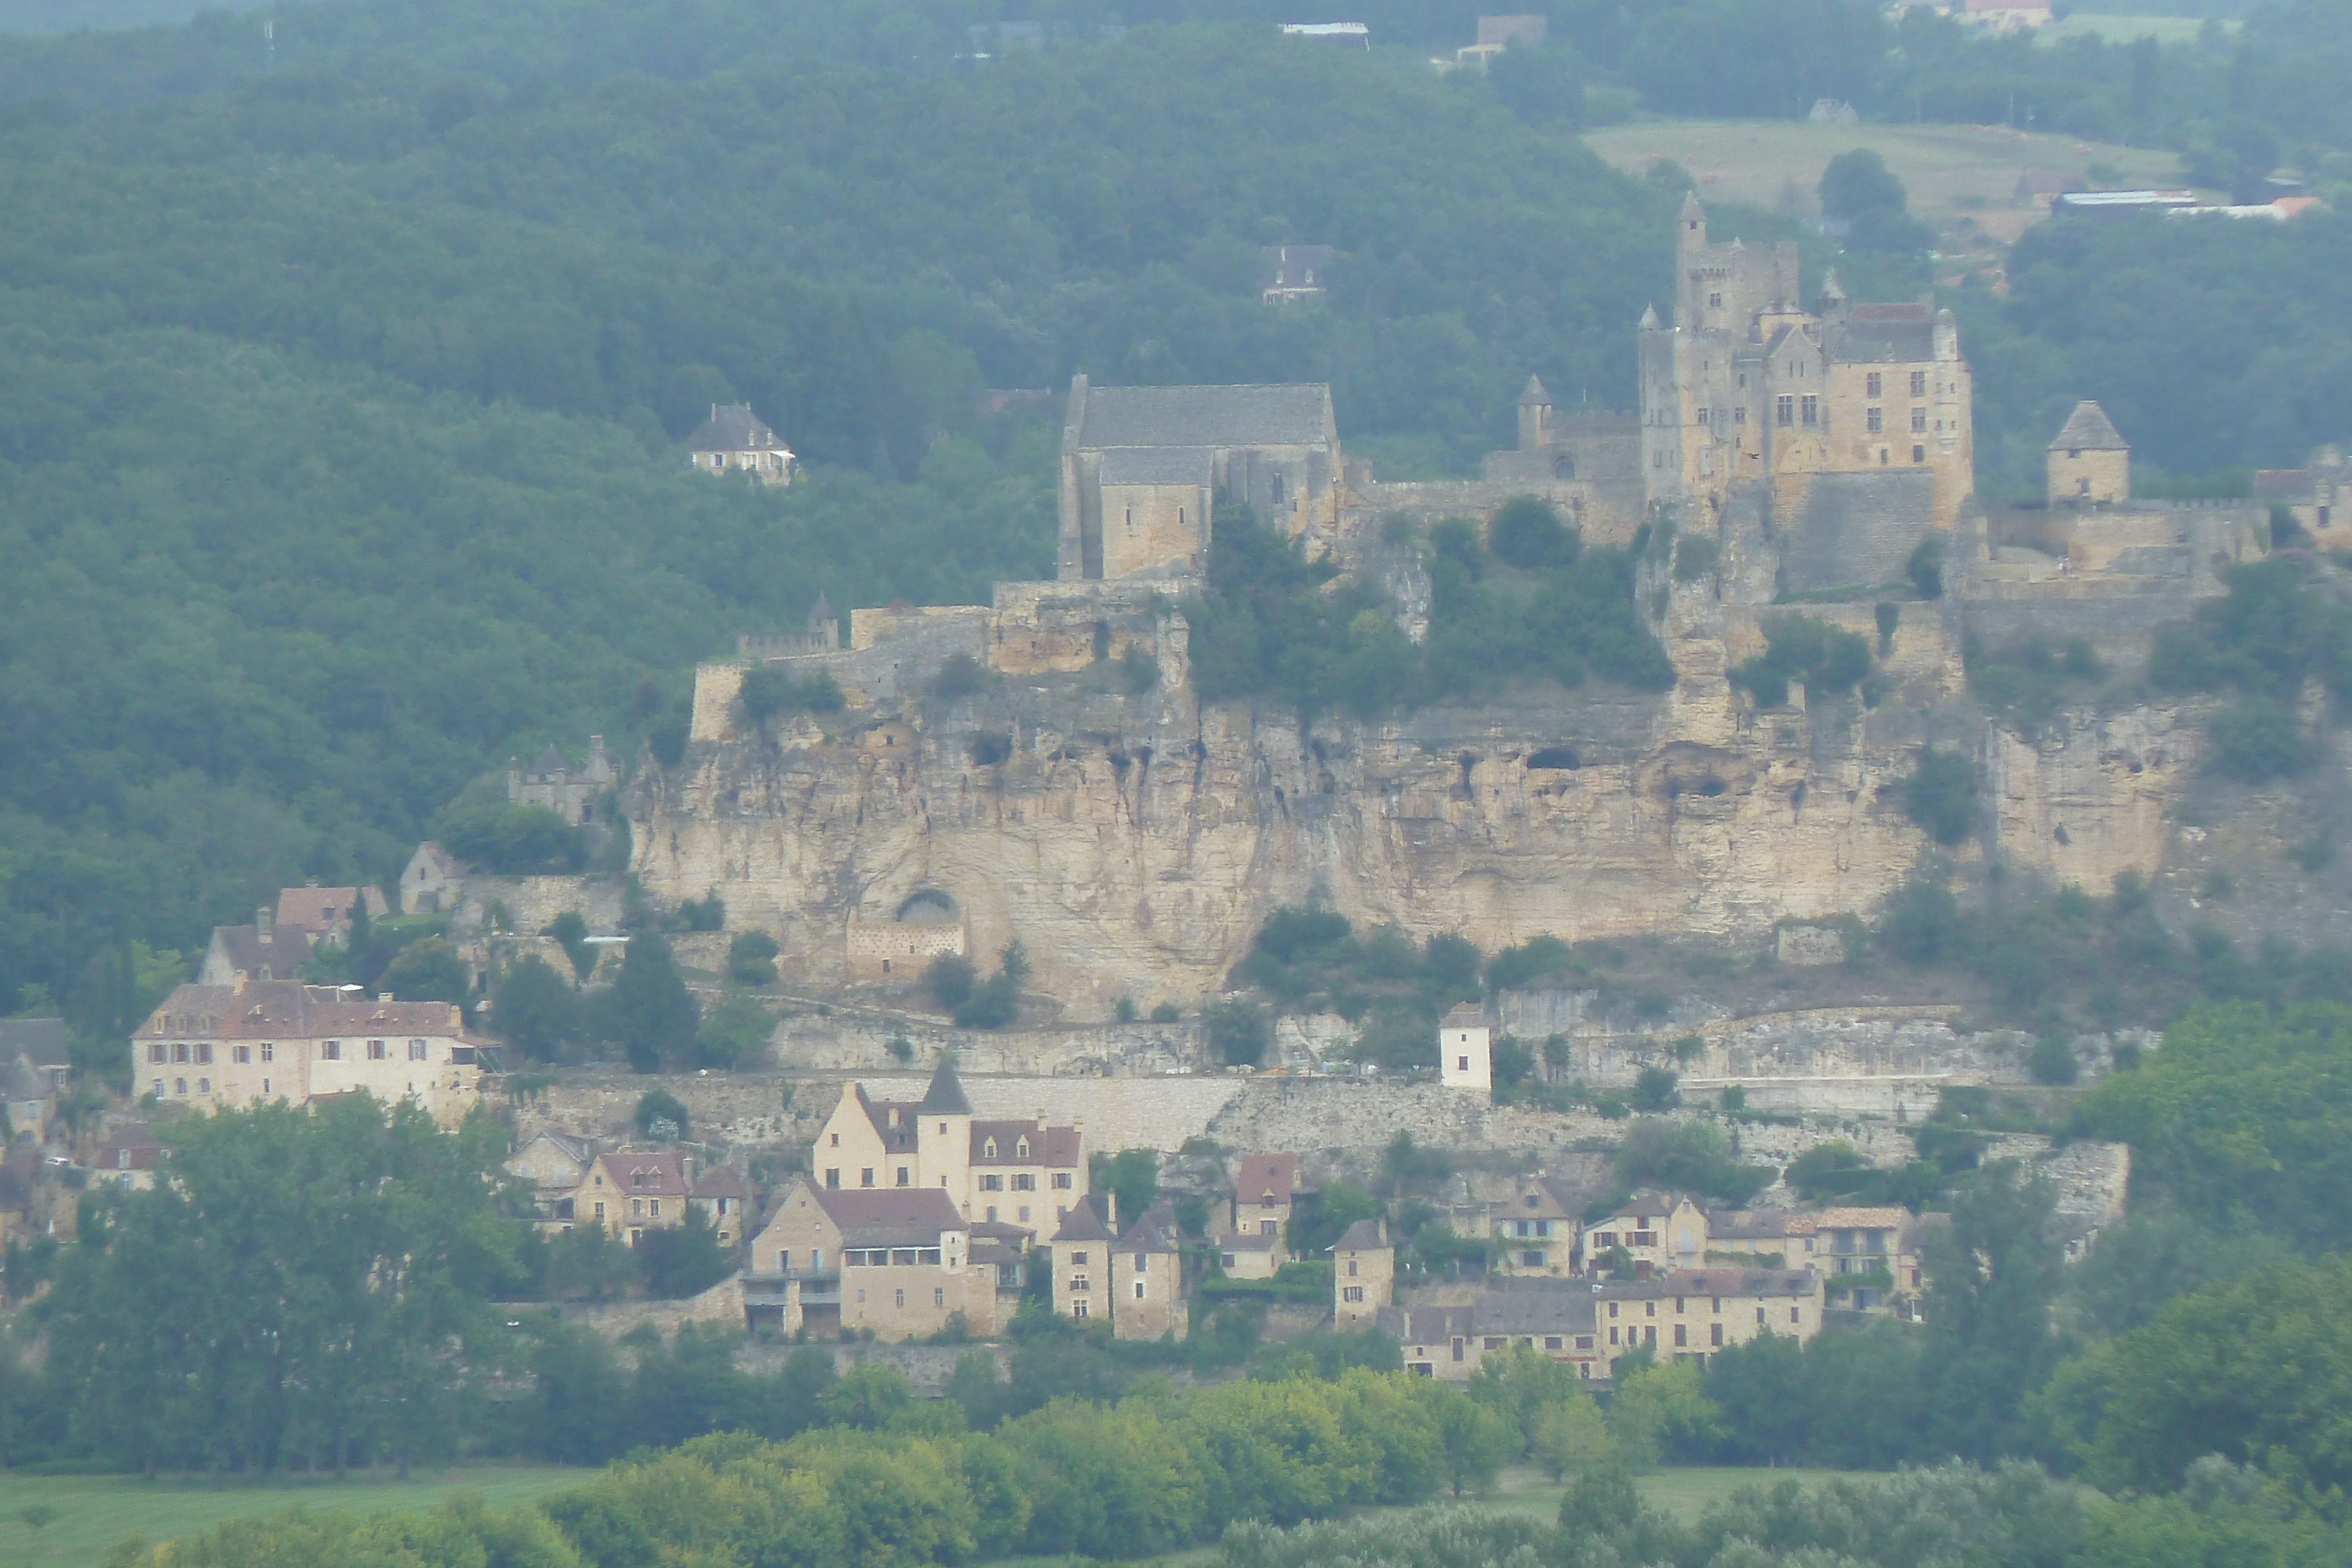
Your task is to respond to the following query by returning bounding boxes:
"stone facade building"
[808,1061,1088,1244]
[509,737,617,825]
[134,980,483,1125]
[1109,1203,1188,1341]
[1640,193,1973,547]
[1049,1192,1118,1324]
[1332,1218,1392,1328]
[747,1178,1008,1339]
[2047,401,2130,504]
[1577,1192,1709,1278]
[1488,1175,1580,1277]
[1057,376,1342,581]
[1438,1003,1492,1091]
[687,403,799,485]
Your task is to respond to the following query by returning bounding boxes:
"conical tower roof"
[1639,303,1661,330]
[1518,375,1551,406]
[1679,189,1705,220]
[2049,401,2127,452]
[808,590,834,627]
[917,1055,973,1115]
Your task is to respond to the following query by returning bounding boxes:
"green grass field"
[0,1461,1866,1567]
[0,1465,587,1567]
[2040,15,2234,46]
[1583,119,2185,252]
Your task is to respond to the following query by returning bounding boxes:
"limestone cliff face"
[627,531,2212,1020]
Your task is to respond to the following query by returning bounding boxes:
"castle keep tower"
[1639,194,1974,534]
[2048,401,2129,504]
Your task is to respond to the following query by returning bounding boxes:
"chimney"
[1103,1189,1116,1231]
[256,904,273,940]
[377,992,394,1004]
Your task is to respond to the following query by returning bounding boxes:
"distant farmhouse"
[687,403,798,485]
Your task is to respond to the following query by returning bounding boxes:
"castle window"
[233,1046,250,1064]
[1913,446,1926,464]
[1866,407,1883,434]
[1800,396,1818,426]
[368,1039,387,1061]
[1708,292,1722,309]
[1910,408,1926,434]
[1776,396,1792,427]
[1911,371,1927,397]
[1733,406,1746,425]
[1866,373,1883,398]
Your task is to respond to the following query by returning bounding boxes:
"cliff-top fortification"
[623,207,2271,1021]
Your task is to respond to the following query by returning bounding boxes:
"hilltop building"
[1057,375,1343,581]
[1639,193,1973,564]
[1260,245,1336,305]
[2048,401,2130,504]
[2259,446,2348,541]
[687,403,798,485]
[509,736,617,825]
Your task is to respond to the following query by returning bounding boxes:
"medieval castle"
[621,202,2286,1015]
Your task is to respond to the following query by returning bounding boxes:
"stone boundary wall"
[557,1275,746,1340]
[772,1013,1213,1078]
[731,1340,1009,1395]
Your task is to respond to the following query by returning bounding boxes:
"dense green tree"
[493,954,582,1062]
[597,935,699,1073]
[380,935,470,1004]
[48,1095,518,1475]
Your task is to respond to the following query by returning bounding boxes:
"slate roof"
[1118,1203,1182,1253]
[147,982,466,1041]
[971,1121,1081,1166]
[1097,446,1215,486]
[1071,383,1333,450]
[1504,1177,1579,1218]
[1814,1206,1910,1231]
[1707,1208,1799,1242]
[2050,400,2128,452]
[1472,1285,1599,1336]
[210,922,319,984]
[0,1019,66,1064]
[917,1058,974,1116]
[688,403,786,452]
[1654,1267,1819,1298]
[1601,1192,1687,1221]
[1051,1193,1117,1244]
[1828,303,1935,364]
[1519,375,1551,407]
[1382,1304,1476,1345]
[1441,1002,1488,1027]
[1235,1152,1301,1208]
[691,1164,749,1201]
[812,1185,968,1248]
[1332,1219,1387,1252]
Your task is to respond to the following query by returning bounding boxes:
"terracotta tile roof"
[971,1121,1080,1166]
[1814,1206,1910,1231]
[597,1149,691,1201]
[275,886,386,932]
[146,982,466,1041]
[1234,1152,1300,1207]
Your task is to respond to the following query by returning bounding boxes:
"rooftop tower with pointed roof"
[1518,374,1555,451]
[2048,400,2129,505]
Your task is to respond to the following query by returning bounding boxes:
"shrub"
[1632,1066,1680,1112]
[737,665,793,721]
[1206,1001,1269,1066]
[1905,749,1977,844]
[382,937,469,1004]
[2207,696,2310,781]
[726,931,779,986]
[933,653,985,698]
[926,954,977,1009]
[1908,536,1944,599]
[436,800,587,875]
[1879,875,1960,962]
[2027,1034,2080,1085]
[1672,534,1720,584]
[636,1088,691,1141]
[1488,496,1581,570]
[679,890,726,932]
[1116,643,1160,693]
[1149,1001,1182,1024]
[1730,615,1872,708]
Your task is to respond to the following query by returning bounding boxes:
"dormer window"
[1015,1138,1030,1159]
[984,1139,998,1158]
